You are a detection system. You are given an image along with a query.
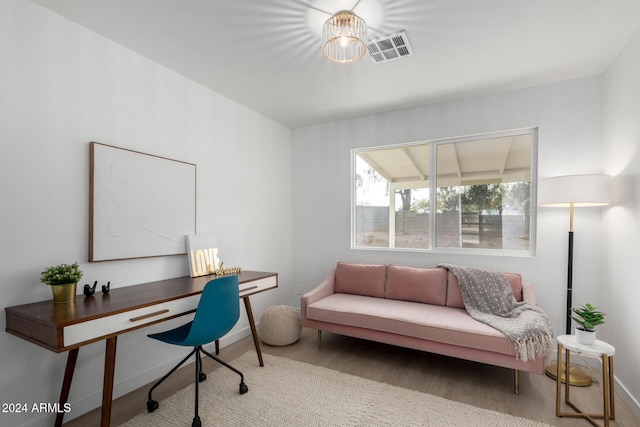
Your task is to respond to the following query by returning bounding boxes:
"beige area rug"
[121,351,551,427]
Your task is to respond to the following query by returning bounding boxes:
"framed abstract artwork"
[89,142,196,262]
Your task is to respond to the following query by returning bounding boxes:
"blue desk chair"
[146,275,248,427]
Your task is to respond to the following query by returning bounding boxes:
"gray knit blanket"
[439,264,553,362]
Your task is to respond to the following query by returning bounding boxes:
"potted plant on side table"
[571,303,605,345]
[40,262,83,303]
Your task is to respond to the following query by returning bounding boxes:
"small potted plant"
[40,262,83,303]
[571,303,605,345]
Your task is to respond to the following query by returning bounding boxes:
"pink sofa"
[300,262,546,394]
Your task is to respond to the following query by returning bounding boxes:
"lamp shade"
[538,174,611,207]
[322,11,367,63]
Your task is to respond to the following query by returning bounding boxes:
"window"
[352,128,536,254]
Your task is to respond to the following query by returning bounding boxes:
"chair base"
[146,345,248,425]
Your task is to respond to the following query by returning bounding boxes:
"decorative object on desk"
[40,262,83,303]
[83,281,98,297]
[571,303,605,345]
[102,281,111,294]
[186,234,220,277]
[90,142,196,262]
[212,263,242,276]
[538,173,611,384]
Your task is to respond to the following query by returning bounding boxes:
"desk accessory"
[186,234,220,277]
[83,281,98,297]
[40,262,83,303]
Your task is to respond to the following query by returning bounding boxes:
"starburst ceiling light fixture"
[322,10,367,63]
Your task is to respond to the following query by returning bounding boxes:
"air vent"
[366,30,414,64]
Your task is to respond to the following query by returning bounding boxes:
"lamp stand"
[545,203,592,386]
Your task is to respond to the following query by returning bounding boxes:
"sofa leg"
[317,330,322,349]
[514,369,520,395]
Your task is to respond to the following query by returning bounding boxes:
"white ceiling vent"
[366,30,414,64]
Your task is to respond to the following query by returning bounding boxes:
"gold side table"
[556,334,615,427]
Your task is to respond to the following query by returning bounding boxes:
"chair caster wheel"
[147,400,159,413]
[192,416,202,427]
[199,372,207,382]
[239,382,248,394]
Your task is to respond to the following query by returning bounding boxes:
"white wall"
[0,1,292,426]
[292,76,618,385]
[3,0,638,425]
[603,27,640,417]
[293,75,606,318]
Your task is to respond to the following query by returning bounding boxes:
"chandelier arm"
[293,0,334,16]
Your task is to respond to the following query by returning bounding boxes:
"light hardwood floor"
[65,328,639,426]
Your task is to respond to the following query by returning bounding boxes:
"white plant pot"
[575,328,596,346]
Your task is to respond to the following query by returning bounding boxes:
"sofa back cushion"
[385,265,447,306]
[334,262,387,298]
[445,270,523,308]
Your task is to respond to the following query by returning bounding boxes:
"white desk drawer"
[239,275,277,297]
[63,294,200,347]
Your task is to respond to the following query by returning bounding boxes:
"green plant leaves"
[570,303,605,331]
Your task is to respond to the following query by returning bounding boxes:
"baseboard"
[616,377,640,421]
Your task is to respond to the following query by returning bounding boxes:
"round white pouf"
[259,305,301,346]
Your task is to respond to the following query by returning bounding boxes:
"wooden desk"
[5,271,277,427]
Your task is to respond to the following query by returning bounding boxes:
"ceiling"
[31,0,640,129]
[357,133,531,188]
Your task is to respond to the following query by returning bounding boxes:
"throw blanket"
[439,264,553,362]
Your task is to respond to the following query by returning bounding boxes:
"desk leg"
[243,296,264,367]
[101,337,117,427]
[55,348,79,427]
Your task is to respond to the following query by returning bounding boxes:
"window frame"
[351,127,538,256]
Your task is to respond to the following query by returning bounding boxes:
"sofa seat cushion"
[307,294,516,356]
[385,265,447,305]
[334,262,387,298]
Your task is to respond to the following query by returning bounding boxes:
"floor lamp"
[538,174,611,386]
